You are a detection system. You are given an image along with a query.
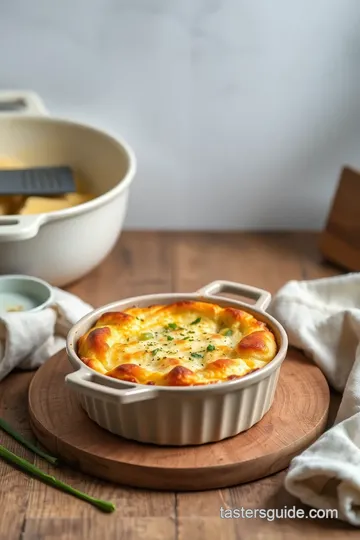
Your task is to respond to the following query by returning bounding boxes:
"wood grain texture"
[320,166,360,271]
[0,371,35,540]
[0,232,357,539]
[28,348,329,491]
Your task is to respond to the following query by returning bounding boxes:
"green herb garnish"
[190,317,201,325]
[207,344,215,352]
[221,328,233,337]
[168,323,178,330]
[191,352,203,359]
[152,348,161,355]
[139,332,154,341]
[182,336,190,340]
[0,444,115,512]
[0,417,58,465]
[167,335,174,341]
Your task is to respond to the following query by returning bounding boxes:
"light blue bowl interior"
[0,276,52,313]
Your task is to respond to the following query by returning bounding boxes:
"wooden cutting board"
[28,349,330,491]
[320,166,360,271]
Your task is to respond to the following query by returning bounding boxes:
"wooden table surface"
[0,231,357,540]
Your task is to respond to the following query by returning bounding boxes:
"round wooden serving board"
[29,349,330,491]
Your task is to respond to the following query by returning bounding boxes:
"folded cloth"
[0,287,93,382]
[268,273,360,526]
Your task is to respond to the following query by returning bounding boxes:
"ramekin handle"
[65,370,159,404]
[0,90,49,116]
[197,280,271,311]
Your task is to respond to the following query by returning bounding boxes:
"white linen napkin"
[0,287,93,382]
[268,273,360,526]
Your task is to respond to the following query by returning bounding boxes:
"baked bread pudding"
[77,301,278,387]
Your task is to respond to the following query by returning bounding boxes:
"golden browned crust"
[77,301,278,386]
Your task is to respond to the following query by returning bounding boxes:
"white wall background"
[0,0,360,230]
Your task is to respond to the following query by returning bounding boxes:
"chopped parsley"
[190,317,201,325]
[182,336,190,340]
[167,335,174,341]
[191,352,203,359]
[207,344,215,352]
[152,348,161,356]
[139,332,154,341]
[168,322,178,330]
[221,328,233,337]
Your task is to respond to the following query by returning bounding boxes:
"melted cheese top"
[77,301,278,386]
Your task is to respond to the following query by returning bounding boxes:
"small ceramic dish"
[66,280,288,446]
[0,274,54,314]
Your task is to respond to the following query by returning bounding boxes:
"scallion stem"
[0,417,58,465]
[0,444,115,513]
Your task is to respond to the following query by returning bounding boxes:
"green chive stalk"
[0,417,58,465]
[0,444,115,513]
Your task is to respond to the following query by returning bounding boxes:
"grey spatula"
[0,165,76,195]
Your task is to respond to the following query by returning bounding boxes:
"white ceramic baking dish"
[0,90,136,286]
[66,280,288,446]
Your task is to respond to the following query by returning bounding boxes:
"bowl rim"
[0,273,54,313]
[66,291,289,394]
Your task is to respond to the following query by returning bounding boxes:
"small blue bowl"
[0,274,54,314]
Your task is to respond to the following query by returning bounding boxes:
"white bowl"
[0,91,136,286]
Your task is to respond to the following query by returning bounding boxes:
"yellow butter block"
[65,193,95,205]
[20,197,73,215]
[19,193,95,215]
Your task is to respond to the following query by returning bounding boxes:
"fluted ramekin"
[65,280,288,446]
